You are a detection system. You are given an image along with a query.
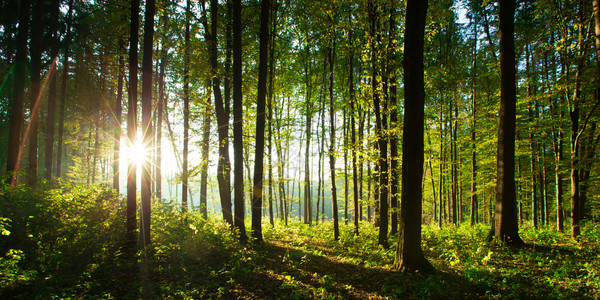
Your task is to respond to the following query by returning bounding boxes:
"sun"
[126,139,148,168]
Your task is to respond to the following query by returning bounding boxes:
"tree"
[44,0,61,182]
[328,39,340,241]
[26,0,43,185]
[251,0,271,242]
[491,0,523,244]
[369,0,389,248]
[182,0,191,213]
[127,0,140,247]
[393,0,434,273]
[56,0,74,179]
[140,0,155,249]
[113,43,125,191]
[233,0,247,241]
[6,0,30,186]
[205,0,234,227]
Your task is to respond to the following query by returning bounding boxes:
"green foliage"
[2,181,600,298]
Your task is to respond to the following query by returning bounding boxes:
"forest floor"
[1,183,599,299]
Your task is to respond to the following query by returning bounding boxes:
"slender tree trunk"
[233,0,247,241]
[156,46,166,201]
[348,18,359,236]
[251,0,270,242]
[182,0,191,212]
[370,0,389,247]
[6,0,30,186]
[27,0,43,186]
[303,42,312,225]
[207,0,233,226]
[343,107,349,225]
[388,4,399,236]
[267,3,277,227]
[56,0,74,179]
[127,0,140,247]
[328,41,340,241]
[44,0,60,181]
[113,47,125,191]
[200,80,211,219]
[394,0,434,273]
[140,0,155,249]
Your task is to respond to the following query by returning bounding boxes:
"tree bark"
[6,0,30,186]
[56,0,74,179]
[328,41,340,241]
[27,0,43,186]
[491,0,523,244]
[44,0,61,181]
[156,46,167,201]
[348,17,359,236]
[370,0,389,248]
[394,0,434,273]
[182,0,191,213]
[251,0,270,242]
[127,0,140,248]
[113,46,125,191]
[233,0,247,241]
[206,0,233,226]
[140,0,155,249]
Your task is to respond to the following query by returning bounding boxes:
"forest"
[1,0,599,298]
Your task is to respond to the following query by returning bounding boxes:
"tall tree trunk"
[140,0,155,249]
[251,0,270,242]
[491,0,523,244]
[207,0,233,226]
[370,0,389,248]
[113,46,125,191]
[303,42,312,225]
[127,0,140,247]
[394,0,433,273]
[343,107,349,225]
[156,46,166,201]
[27,0,43,186]
[348,17,359,236]
[56,0,74,179]
[233,0,247,241]
[44,0,60,181]
[388,3,399,236]
[470,22,478,226]
[6,0,30,186]
[267,3,277,227]
[328,41,340,241]
[200,80,211,219]
[182,0,191,213]
[569,0,586,238]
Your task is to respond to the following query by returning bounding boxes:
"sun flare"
[126,140,148,168]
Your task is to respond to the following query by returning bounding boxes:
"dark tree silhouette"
[491,0,523,244]
[394,0,434,273]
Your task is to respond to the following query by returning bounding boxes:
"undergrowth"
[1,181,599,299]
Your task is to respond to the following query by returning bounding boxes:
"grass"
[1,182,599,299]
